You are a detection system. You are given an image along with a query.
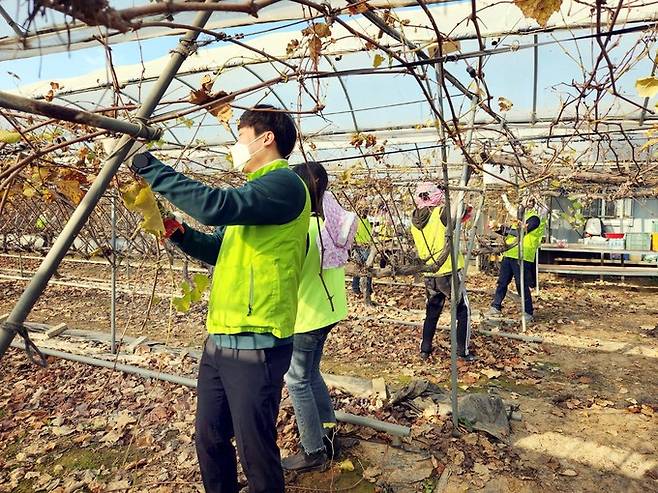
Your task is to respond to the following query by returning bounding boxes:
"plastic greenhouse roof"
[2,0,658,173]
[3,0,658,60]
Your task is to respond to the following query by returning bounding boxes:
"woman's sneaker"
[485,307,502,317]
[282,450,328,472]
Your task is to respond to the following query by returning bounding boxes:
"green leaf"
[190,274,210,302]
[146,138,165,150]
[0,130,20,144]
[640,137,658,151]
[172,296,191,313]
[190,287,203,303]
[172,276,210,313]
[193,273,210,292]
[177,116,194,128]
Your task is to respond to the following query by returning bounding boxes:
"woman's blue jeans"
[284,324,337,454]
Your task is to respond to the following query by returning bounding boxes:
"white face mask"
[229,133,266,171]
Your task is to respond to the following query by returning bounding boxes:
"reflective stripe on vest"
[206,160,311,339]
[411,206,464,276]
[503,211,545,262]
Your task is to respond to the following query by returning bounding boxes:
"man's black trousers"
[195,337,293,493]
[491,256,534,315]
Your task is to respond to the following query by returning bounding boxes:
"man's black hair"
[292,162,328,214]
[238,104,297,158]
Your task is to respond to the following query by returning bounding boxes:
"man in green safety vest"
[487,196,545,323]
[130,105,310,493]
[410,183,474,361]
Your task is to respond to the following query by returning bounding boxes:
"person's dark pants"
[421,273,471,355]
[491,256,534,315]
[352,247,373,296]
[195,337,293,493]
[351,275,373,296]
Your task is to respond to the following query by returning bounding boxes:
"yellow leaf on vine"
[373,54,385,68]
[308,35,322,65]
[640,137,658,151]
[498,97,514,112]
[29,166,51,186]
[0,130,20,144]
[303,23,331,39]
[212,103,233,129]
[514,0,562,27]
[121,180,165,237]
[55,178,85,205]
[636,76,658,98]
[22,183,37,198]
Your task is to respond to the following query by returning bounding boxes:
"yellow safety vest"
[411,206,464,276]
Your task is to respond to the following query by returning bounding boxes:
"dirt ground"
[1,253,657,492]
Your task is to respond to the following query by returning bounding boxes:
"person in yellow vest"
[282,162,351,472]
[130,105,310,493]
[351,208,374,303]
[487,196,546,323]
[410,183,474,361]
[374,204,395,245]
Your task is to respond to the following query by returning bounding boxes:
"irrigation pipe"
[9,341,411,437]
[355,316,543,343]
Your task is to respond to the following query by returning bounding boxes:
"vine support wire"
[531,33,539,125]
[518,199,528,333]
[0,0,220,361]
[110,193,117,354]
[461,95,484,278]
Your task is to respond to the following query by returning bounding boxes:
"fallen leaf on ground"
[362,466,382,481]
[481,369,502,379]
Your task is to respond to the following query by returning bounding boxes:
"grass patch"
[487,377,541,396]
[291,456,377,492]
[395,374,413,386]
[56,447,125,471]
[321,358,383,380]
[532,361,561,373]
[12,479,36,493]
[3,440,22,460]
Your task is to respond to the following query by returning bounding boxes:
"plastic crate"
[608,238,625,250]
[625,233,651,251]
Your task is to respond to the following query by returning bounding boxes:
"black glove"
[129,152,151,173]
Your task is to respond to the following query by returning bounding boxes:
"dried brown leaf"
[514,0,562,27]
